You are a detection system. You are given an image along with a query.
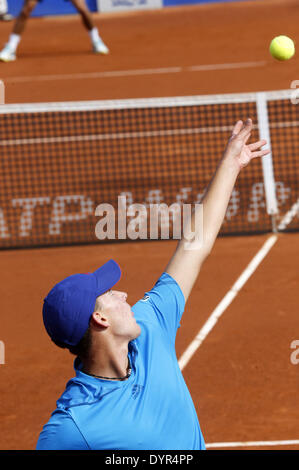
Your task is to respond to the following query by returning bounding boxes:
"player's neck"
[81,340,130,381]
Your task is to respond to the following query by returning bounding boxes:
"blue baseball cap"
[42,259,122,347]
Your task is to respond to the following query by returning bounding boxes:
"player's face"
[97,290,141,340]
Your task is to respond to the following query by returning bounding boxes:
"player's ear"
[90,311,110,330]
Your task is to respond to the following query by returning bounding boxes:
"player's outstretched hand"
[225,119,270,170]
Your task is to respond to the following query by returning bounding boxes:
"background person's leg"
[0,0,38,61]
[13,0,39,35]
[70,0,109,54]
[70,0,94,31]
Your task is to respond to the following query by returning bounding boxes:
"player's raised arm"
[165,119,270,302]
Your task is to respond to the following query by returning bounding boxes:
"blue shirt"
[36,273,205,450]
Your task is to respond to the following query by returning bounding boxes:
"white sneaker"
[0,13,14,21]
[93,39,109,55]
[0,44,16,62]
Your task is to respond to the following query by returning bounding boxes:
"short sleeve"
[36,410,89,450]
[133,272,185,340]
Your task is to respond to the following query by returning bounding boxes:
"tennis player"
[36,119,269,450]
[0,0,13,21]
[0,0,108,62]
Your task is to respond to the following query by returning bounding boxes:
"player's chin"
[132,322,141,339]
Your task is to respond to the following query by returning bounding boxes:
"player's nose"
[116,291,127,301]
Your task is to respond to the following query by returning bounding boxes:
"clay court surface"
[0,0,299,450]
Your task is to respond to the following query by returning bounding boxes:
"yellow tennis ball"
[269,35,295,61]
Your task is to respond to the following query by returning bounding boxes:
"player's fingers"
[248,139,267,151]
[243,132,252,146]
[238,118,253,139]
[231,120,243,137]
[250,149,270,159]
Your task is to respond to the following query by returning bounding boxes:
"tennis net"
[0,90,298,249]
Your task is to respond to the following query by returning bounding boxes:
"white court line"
[0,125,234,147]
[0,80,4,104]
[270,120,299,130]
[188,61,266,72]
[2,61,266,84]
[277,198,299,231]
[206,439,299,449]
[3,120,299,147]
[178,234,278,370]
